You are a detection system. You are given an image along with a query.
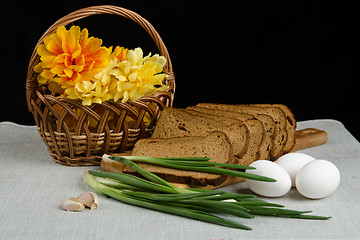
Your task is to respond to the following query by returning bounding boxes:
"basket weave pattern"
[25,5,175,166]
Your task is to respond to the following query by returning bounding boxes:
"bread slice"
[196,103,287,159]
[184,108,265,166]
[186,106,273,161]
[151,107,249,158]
[124,131,233,186]
[249,104,296,153]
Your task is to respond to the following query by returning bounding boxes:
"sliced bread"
[151,107,249,158]
[196,103,287,159]
[249,104,296,154]
[184,108,265,166]
[124,131,233,186]
[186,106,273,161]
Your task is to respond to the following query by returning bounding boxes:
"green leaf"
[122,190,224,202]
[191,191,257,201]
[247,207,311,216]
[158,159,255,170]
[158,157,211,161]
[280,214,331,220]
[236,201,284,208]
[177,199,254,219]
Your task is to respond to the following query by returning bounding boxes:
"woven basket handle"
[26,5,174,93]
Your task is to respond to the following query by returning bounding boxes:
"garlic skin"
[77,192,99,210]
[61,199,85,212]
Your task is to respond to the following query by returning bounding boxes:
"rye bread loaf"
[151,107,249,158]
[249,104,296,154]
[186,106,273,161]
[196,103,287,159]
[184,108,265,166]
[124,131,233,186]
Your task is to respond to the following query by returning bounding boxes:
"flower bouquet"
[26,6,175,166]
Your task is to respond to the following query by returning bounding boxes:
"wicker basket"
[25,5,175,166]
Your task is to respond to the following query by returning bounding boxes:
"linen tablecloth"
[1,119,359,240]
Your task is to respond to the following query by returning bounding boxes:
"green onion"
[84,171,252,230]
[110,157,193,194]
[279,214,331,220]
[116,156,212,161]
[158,157,212,161]
[245,206,331,220]
[121,190,224,202]
[246,206,312,216]
[235,201,284,208]
[109,156,276,182]
[110,156,255,169]
[88,170,179,194]
[83,156,331,231]
[189,191,257,201]
[92,175,146,191]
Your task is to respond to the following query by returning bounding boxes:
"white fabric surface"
[0,119,359,239]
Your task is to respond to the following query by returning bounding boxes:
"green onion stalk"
[109,156,276,182]
[83,156,330,231]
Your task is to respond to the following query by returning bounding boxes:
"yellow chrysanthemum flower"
[111,47,168,103]
[34,26,167,106]
[34,26,110,92]
[113,46,128,62]
[66,46,168,105]
[63,55,118,105]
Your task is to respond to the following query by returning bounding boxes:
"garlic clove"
[77,192,99,210]
[69,197,78,201]
[61,199,85,212]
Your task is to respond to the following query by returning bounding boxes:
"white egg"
[296,160,340,199]
[276,152,315,187]
[245,160,291,197]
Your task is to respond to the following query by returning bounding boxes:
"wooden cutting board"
[101,128,328,190]
[292,128,328,151]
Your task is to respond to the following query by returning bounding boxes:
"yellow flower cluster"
[34,26,168,106]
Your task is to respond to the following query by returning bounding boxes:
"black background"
[1,1,357,140]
